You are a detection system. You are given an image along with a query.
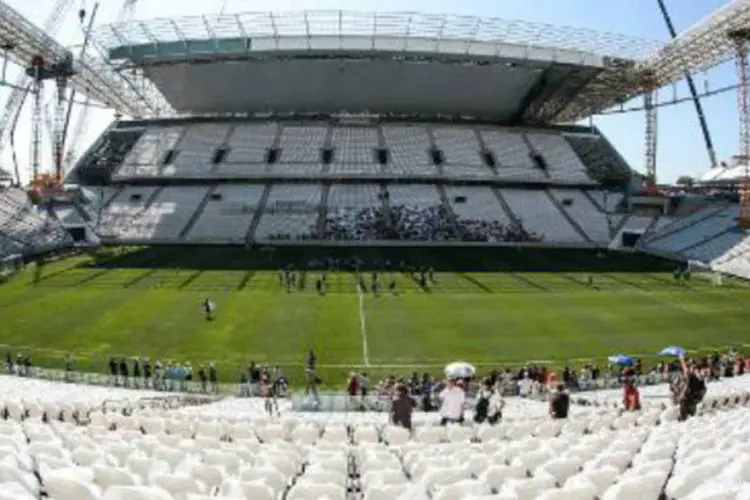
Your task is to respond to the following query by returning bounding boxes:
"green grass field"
[2,247,750,387]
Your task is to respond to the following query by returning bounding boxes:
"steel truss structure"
[3,4,750,185]
[643,0,750,85]
[91,11,665,124]
[0,0,169,118]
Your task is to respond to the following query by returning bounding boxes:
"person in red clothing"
[623,379,641,411]
[347,372,360,408]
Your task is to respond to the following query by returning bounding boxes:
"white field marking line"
[357,283,371,367]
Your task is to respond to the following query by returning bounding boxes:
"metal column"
[730,30,750,229]
[642,72,658,188]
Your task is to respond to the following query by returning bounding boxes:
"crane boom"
[0,0,75,156]
[63,95,91,171]
[656,0,718,170]
[58,0,135,177]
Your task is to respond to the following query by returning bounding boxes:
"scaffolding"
[641,71,659,189]
[25,52,76,182]
[730,29,750,229]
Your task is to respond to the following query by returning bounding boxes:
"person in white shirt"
[518,376,533,397]
[439,379,466,425]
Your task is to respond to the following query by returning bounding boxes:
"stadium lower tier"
[3,182,750,282]
[90,184,624,246]
[0,369,750,500]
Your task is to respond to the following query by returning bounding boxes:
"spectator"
[132,358,141,389]
[209,363,218,393]
[108,357,118,385]
[199,365,208,393]
[679,356,706,421]
[474,378,504,425]
[439,379,465,426]
[119,358,129,387]
[306,367,321,408]
[347,372,360,407]
[549,384,570,419]
[249,362,261,397]
[143,358,151,388]
[64,354,73,382]
[389,384,416,431]
[623,379,641,411]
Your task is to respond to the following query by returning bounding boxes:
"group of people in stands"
[387,375,572,432]
[105,357,220,393]
[315,204,458,241]
[459,218,540,243]
[267,202,539,243]
[384,349,750,431]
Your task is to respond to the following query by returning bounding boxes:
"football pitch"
[2,247,750,387]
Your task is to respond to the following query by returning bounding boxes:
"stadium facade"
[1,10,749,279]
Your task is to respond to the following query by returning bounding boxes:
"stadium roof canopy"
[642,0,750,85]
[92,11,664,123]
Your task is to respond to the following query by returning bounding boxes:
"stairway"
[244,183,272,246]
[179,185,217,240]
[492,188,523,229]
[545,190,593,244]
[315,184,330,236]
[437,185,464,240]
[644,202,731,245]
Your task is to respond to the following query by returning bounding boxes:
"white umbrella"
[444,361,476,379]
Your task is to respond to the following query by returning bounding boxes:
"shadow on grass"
[81,245,682,273]
[605,273,648,290]
[124,269,159,288]
[459,273,493,293]
[236,271,255,291]
[179,271,203,290]
[509,273,548,292]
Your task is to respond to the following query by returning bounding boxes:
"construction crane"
[59,0,138,175]
[25,1,105,186]
[656,0,718,171]
[0,0,75,162]
[61,95,90,171]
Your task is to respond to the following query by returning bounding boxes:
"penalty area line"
[357,284,371,367]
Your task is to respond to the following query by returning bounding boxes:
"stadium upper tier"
[70,119,629,186]
[92,11,661,122]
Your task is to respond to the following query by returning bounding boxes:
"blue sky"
[2,0,739,183]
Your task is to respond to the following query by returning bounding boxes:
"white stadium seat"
[0,373,743,499]
[381,125,437,175]
[500,188,585,244]
[185,185,264,243]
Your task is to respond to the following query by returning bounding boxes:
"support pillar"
[641,70,658,190]
[643,91,658,187]
[29,56,44,182]
[730,29,750,229]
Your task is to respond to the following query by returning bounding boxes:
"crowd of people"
[458,217,540,243]
[264,202,540,243]
[315,204,458,241]
[355,348,750,431]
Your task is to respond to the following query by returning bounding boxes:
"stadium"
[0,1,750,499]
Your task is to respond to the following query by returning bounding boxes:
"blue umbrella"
[660,346,686,357]
[608,354,634,366]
